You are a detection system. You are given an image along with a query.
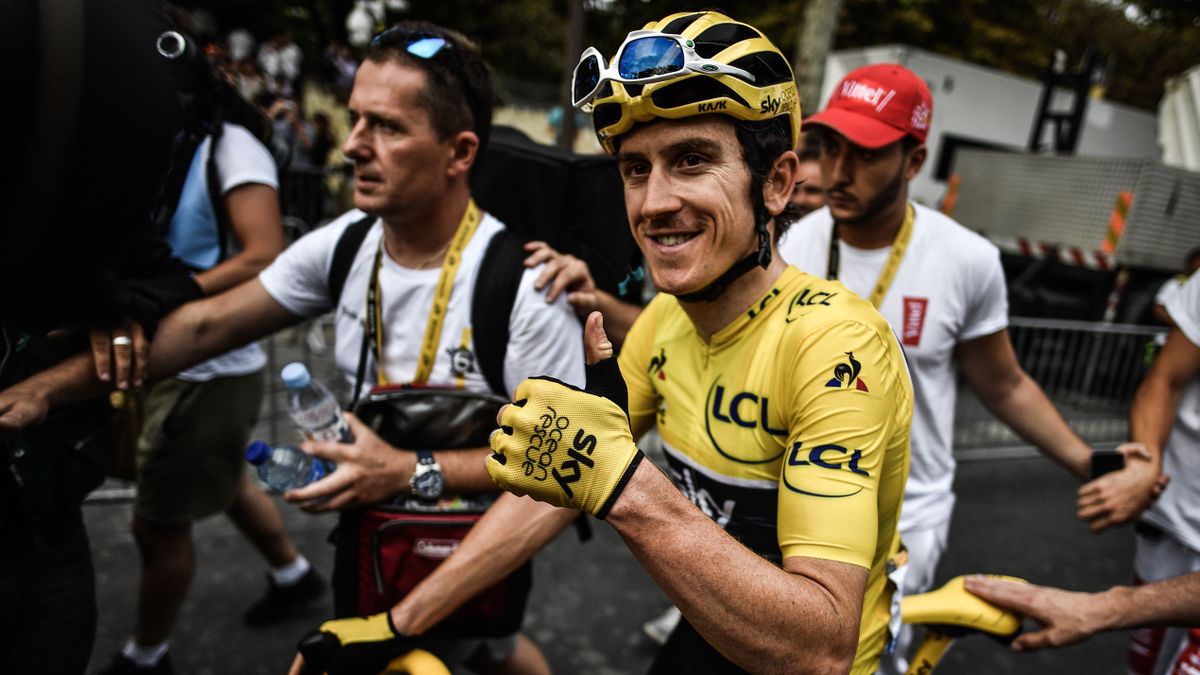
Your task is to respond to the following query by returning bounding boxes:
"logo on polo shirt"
[902,297,929,346]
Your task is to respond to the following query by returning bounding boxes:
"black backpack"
[326,213,526,399]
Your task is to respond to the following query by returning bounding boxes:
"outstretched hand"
[0,385,50,439]
[964,575,1105,651]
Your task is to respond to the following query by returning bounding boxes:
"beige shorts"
[134,371,265,524]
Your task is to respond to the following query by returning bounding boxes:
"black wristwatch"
[409,449,445,501]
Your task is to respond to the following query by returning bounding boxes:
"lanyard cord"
[826,203,915,308]
[361,200,482,390]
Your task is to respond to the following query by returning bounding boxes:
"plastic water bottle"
[245,440,335,492]
[281,362,353,443]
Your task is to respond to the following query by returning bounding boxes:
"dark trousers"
[0,518,97,675]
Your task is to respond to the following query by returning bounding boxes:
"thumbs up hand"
[486,312,642,519]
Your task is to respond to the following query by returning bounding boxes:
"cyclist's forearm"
[389,495,577,634]
[607,462,861,674]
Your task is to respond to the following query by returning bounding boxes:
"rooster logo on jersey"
[826,352,869,392]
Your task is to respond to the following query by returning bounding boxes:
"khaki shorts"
[134,371,265,524]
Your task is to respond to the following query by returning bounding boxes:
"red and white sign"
[902,297,928,346]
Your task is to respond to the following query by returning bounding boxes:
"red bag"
[330,385,531,638]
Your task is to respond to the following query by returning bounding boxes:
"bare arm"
[146,278,298,381]
[389,494,578,634]
[1077,328,1200,531]
[606,463,864,674]
[1130,327,1200,459]
[965,573,1200,651]
[0,354,96,436]
[957,329,1092,479]
[193,183,285,296]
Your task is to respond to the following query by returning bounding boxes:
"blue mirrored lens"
[407,37,447,59]
[617,37,684,80]
[573,55,601,102]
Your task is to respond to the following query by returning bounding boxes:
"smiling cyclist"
[487,11,913,674]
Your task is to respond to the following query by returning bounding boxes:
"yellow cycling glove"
[487,360,643,519]
[296,612,411,675]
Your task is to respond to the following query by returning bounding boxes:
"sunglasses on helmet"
[571,30,756,110]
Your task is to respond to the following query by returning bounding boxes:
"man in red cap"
[777,62,1160,672]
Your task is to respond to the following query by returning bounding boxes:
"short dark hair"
[734,116,799,243]
[366,21,494,150]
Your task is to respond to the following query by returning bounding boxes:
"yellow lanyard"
[367,200,481,385]
[827,203,915,308]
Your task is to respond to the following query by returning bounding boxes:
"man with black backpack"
[10,19,582,675]
[0,18,582,673]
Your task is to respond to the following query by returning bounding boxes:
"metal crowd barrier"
[953,317,1168,451]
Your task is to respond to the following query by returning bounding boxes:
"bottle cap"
[281,362,312,389]
[245,440,272,465]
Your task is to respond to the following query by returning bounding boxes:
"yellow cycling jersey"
[619,265,912,675]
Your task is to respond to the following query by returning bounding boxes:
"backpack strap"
[205,121,232,263]
[471,228,526,398]
[328,214,377,306]
[326,213,378,408]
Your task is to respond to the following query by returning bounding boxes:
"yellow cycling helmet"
[572,11,801,155]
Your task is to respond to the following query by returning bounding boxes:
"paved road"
[82,329,1139,673]
[84,454,1137,674]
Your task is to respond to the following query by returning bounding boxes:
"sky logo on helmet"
[760,94,782,115]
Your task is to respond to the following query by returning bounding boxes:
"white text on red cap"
[839,80,897,113]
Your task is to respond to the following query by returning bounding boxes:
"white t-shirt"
[778,202,1009,531]
[1142,270,1200,553]
[259,210,585,399]
[168,123,277,382]
[1156,276,1187,308]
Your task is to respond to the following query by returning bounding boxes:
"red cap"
[805,63,933,149]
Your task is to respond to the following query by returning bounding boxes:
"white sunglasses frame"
[571,29,756,110]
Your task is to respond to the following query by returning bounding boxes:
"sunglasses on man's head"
[370,28,482,128]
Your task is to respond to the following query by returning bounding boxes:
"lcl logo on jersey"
[782,441,868,498]
[704,377,787,464]
[825,352,869,392]
[785,287,838,322]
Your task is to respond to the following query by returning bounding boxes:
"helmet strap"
[677,206,773,304]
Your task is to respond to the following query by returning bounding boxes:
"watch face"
[412,469,445,500]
